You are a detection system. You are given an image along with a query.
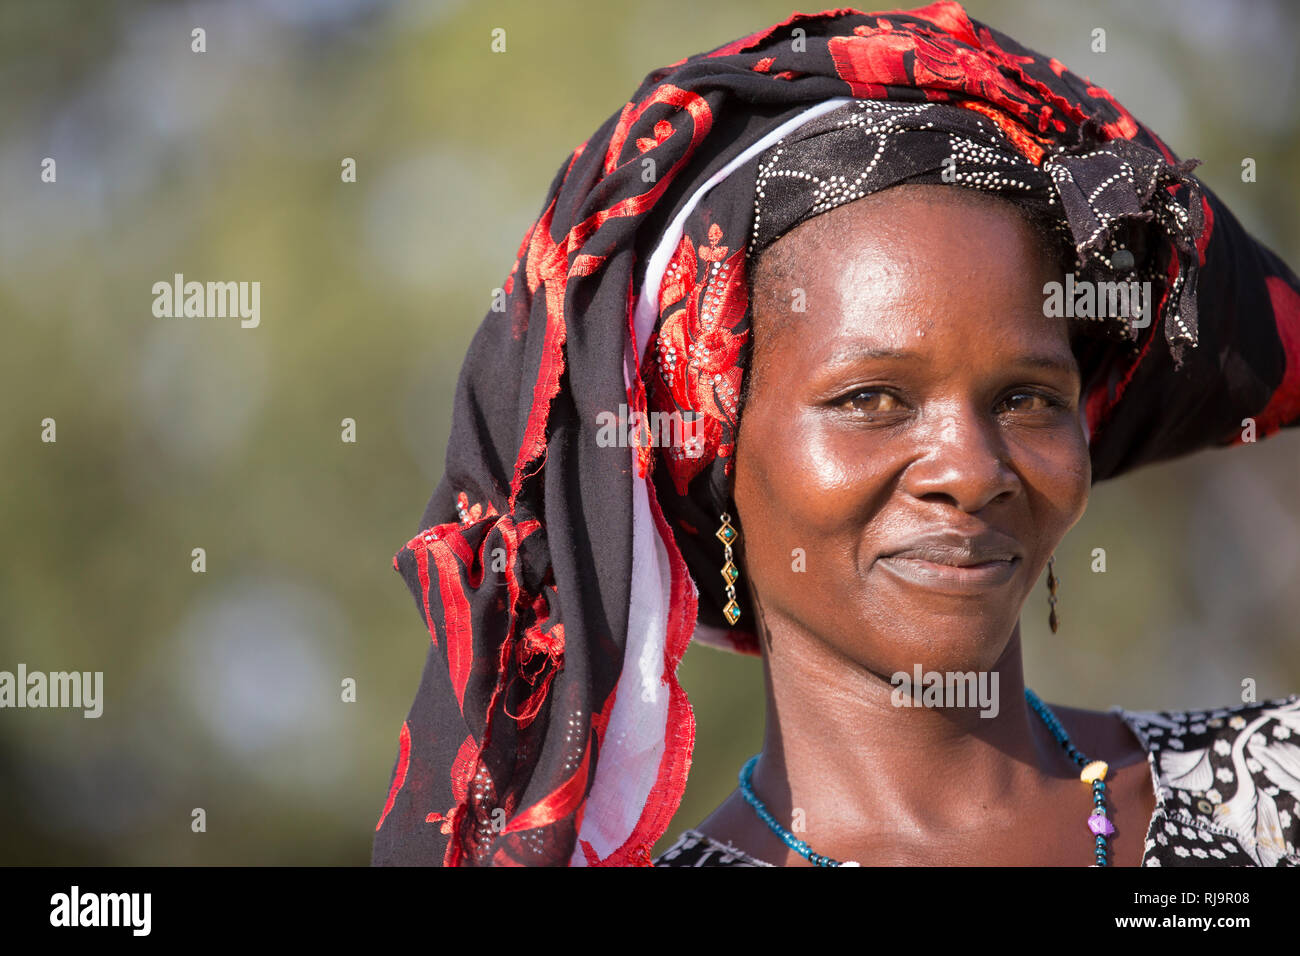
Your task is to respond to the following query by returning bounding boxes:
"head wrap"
[372,2,1300,867]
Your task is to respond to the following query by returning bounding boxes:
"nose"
[899,408,1020,512]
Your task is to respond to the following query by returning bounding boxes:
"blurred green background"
[1,0,1297,865]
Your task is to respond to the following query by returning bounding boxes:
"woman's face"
[733,185,1089,675]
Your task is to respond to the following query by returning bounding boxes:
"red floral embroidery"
[410,512,566,864]
[456,490,499,525]
[426,731,522,867]
[426,734,482,865]
[826,3,1151,142]
[646,221,749,495]
[830,29,1039,124]
[374,720,410,832]
[956,99,1049,164]
[636,119,674,153]
[502,738,591,836]
[699,222,727,260]
[503,581,565,729]
[1081,80,1140,141]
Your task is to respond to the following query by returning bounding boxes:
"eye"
[998,391,1062,413]
[838,389,905,414]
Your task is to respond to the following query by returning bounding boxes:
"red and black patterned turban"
[371,2,1300,867]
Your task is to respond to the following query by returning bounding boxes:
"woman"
[371,3,1300,867]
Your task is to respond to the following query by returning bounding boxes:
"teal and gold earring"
[717,512,741,625]
[1047,553,1059,633]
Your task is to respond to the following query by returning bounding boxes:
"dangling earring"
[1046,553,1059,633]
[716,512,741,625]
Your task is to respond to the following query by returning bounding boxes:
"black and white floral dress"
[653,694,1300,867]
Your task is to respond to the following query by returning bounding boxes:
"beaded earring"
[717,512,741,625]
[1046,553,1059,633]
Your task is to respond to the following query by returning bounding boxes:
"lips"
[876,528,1023,593]
[880,529,1022,566]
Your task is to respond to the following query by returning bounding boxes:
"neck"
[751,618,1073,850]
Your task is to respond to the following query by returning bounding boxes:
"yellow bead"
[1080,760,1108,783]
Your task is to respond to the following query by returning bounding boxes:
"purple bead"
[1087,812,1116,836]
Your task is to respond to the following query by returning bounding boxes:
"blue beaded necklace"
[738,687,1115,866]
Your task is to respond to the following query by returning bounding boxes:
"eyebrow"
[823,346,1078,377]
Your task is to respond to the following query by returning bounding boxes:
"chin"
[848,597,1020,677]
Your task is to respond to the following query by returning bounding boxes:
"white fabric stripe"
[571,97,852,864]
[630,97,854,361]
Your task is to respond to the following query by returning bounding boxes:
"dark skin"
[694,185,1158,866]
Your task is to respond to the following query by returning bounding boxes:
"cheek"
[733,402,894,585]
[1003,427,1092,533]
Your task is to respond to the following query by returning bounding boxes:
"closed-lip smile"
[875,528,1023,592]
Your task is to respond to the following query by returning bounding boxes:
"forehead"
[749,187,1070,360]
[759,184,1050,275]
